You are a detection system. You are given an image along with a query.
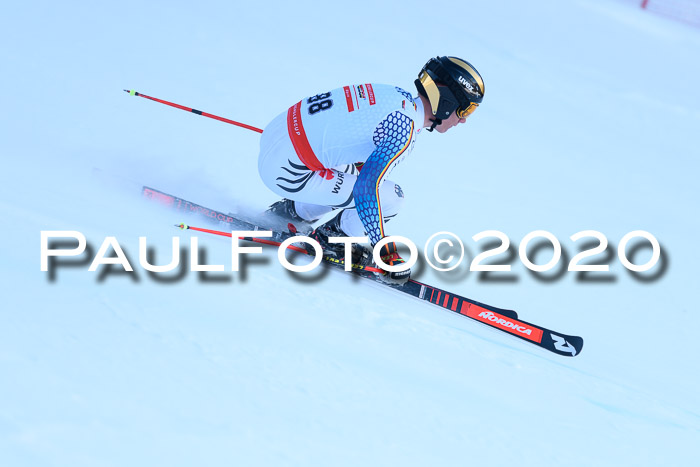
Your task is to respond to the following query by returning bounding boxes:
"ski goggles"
[456,102,479,119]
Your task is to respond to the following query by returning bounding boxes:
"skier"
[257,56,485,284]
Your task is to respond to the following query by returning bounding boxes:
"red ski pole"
[176,223,308,254]
[124,89,263,133]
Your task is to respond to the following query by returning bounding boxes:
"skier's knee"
[379,182,405,217]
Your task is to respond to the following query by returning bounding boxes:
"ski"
[141,186,584,357]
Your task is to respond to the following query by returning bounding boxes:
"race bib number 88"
[307,92,333,115]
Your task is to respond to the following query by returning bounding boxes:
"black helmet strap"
[427,117,441,132]
[425,82,459,132]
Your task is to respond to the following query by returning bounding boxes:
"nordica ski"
[141,186,584,357]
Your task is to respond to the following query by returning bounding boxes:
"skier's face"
[434,111,467,133]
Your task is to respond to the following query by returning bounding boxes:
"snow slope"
[2,0,699,465]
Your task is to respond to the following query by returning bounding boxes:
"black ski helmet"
[415,56,485,129]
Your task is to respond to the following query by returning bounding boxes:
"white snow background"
[1,0,699,465]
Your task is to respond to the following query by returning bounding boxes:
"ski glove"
[376,242,411,285]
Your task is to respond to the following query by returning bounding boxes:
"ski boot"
[265,198,317,233]
[308,211,372,267]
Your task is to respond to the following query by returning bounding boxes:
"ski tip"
[176,223,189,230]
[123,89,136,96]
